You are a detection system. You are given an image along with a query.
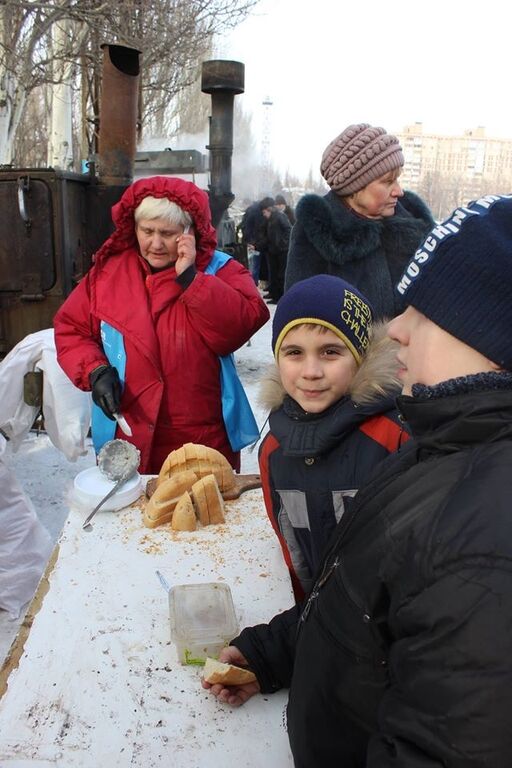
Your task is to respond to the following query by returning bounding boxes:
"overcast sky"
[217,0,512,178]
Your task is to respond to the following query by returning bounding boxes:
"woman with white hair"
[54,176,269,473]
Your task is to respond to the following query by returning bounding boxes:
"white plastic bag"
[37,339,92,460]
[0,436,53,619]
[0,335,41,450]
[0,329,91,460]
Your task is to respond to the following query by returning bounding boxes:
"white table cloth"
[0,486,295,767]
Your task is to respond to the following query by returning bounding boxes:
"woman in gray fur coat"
[284,123,434,319]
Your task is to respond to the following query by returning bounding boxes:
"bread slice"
[143,470,198,528]
[171,491,197,531]
[190,476,210,527]
[156,453,173,487]
[203,474,225,525]
[156,443,236,493]
[203,657,257,686]
[191,474,225,526]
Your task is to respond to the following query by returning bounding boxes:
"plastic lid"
[169,582,239,642]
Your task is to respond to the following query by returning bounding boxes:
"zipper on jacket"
[296,449,407,634]
[299,556,340,626]
[397,413,406,451]
[297,501,359,634]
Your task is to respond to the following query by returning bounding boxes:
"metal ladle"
[82,439,141,531]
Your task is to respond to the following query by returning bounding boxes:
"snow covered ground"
[0,301,276,665]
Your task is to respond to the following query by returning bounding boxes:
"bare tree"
[161,57,212,139]
[0,0,82,164]
[13,88,50,167]
[0,0,257,166]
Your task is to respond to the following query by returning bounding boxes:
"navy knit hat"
[396,194,512,370]
[272,275,373,363]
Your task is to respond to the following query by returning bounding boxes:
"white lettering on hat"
[397,194,512,295]
[397,274,411,293]
[477,194,504,209]
[341,290,372,350]
[423,235,438,252]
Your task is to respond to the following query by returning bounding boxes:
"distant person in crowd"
[257,275,407,600]
[54,176,269,474]
[275,193,295,225]
[285,123,434,319]
[260,196,292,304]
[203,195,512,768]
[241,199,270,288]
[240,200,263,285]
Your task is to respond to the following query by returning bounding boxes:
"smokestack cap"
[201,60,244,95]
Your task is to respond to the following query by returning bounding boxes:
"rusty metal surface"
[201,60,244,228]
[0,176,55,294]
[201,60,244,94]
[97,44,140,186]
[134,149,208,175]
[0,170,91,354]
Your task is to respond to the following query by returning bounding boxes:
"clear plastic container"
[168,582,239,665]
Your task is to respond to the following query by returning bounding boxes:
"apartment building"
[395,123,512,217]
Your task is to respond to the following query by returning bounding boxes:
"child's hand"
[201,646,261,707]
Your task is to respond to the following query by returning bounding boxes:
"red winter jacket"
[54,176,269,473]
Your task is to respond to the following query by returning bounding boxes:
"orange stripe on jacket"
[359,414,409,453]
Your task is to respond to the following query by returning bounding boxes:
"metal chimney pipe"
[98,44,140,186]
[201,60,244,227]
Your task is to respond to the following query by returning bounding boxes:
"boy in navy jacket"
[258,274,407,599]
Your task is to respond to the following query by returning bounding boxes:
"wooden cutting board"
[145,473,262,501]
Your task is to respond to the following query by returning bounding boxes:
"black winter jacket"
[284,190,434,320]
[240,202,265,245]
[266,209,292,255]
[234,377,512,768]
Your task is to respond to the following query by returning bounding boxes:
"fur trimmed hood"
[258,321,402,413]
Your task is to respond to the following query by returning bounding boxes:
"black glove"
[89,365,122,420]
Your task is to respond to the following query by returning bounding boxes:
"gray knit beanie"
[320,123,404,195]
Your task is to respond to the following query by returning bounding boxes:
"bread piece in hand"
[157,443,236,493]
[191,473,225,526]
[143,470,198,528]
[171,491,197,532]
[203,657,257,686]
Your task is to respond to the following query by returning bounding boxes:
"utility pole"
[260,96,273,195]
